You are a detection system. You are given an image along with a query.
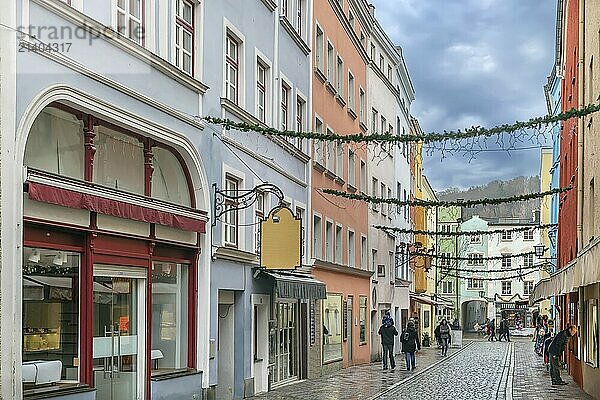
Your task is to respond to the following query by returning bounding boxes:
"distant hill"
[437,176,541,220]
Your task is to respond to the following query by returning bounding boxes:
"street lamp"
[533,243,556,273]
[534,243,546,258]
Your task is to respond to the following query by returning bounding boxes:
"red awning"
[28,182,206,233]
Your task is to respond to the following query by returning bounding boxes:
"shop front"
[20,103,207,400]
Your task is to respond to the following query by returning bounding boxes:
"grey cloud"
[370,0,556,190]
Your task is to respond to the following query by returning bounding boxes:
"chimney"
[368,3,375,17]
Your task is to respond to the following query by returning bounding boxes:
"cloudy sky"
[370,0,557,191]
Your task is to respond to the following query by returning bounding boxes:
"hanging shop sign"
[260,206,302,270]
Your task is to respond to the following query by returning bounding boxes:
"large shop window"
[152,147,192,207]
[322,294,342,363]
[586,299,598,366]
[24,108,84,180]
[359,296,367,344]
[93,126,144,194]
[22,247,81,388]
[151,262,189,373]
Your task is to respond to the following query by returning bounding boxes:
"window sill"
[279,16,311,56]
[151,368,200,381]
[313,161,326,172]
[24,383,93,400]
[347,183,357,192]
[260,0,277,11]
[315,67,327,83]
[335,94,346,108]
[347,108,357,120]
[324,170,336,180]
[326,81,337,96]
[334,176,345,185]
[359,122,368,133]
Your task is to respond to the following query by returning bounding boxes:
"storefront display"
[322,294,343,363]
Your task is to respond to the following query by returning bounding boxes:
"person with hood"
[438,319,451,356]
[378,311,398,370]
[488,318,497,341]
[401,320,421,370]
[498,317,510,342]
[548,324,578,385]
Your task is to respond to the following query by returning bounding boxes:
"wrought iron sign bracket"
[212,182,285,226]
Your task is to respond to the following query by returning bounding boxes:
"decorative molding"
[32,0,209,94]
[327,0,369,63]
[260,0,277,12]
[359,121,368,133]
[347,108,357,120]
[213,246,259,265]
[314,259,374,278]
[314,67,327,83]
[325,81,337,96]
[335,94,346,108]
[279,16,310,56]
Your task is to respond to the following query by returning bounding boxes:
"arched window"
[24,107,84,180]
[152,147,192,207]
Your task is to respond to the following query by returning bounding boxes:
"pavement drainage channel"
[367,341,475,400]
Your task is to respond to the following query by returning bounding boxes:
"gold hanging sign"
[260,206,302,270]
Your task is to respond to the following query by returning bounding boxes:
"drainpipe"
[576,0,585,252]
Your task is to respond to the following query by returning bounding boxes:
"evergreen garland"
[202,104,600,144]
[322,187,571,208]
[433,263,546,274]
[414,250,536,261]
[375,223,557,237]
[438,268,538,281]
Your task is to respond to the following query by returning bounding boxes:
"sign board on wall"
[260,207,302,270]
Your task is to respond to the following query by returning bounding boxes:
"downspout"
[576,0,585,252]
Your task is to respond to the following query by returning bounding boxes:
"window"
[281,83,290,130]
[348,149,355,187]
[296,0,305,36]
[296,97,305,149]
[323,294,342,362]
[336,55,344,95]
[381,116,387,135]
[467,253,483,266]
[396,183,402,214]
[22,248,80,386]
[326,41,334,81]
[336,142,344,177]
[501,230,513,241]
[524,281,534,296]
[379,54,384,71]
[116,0,144,44]
[381,183,387,216]
[387,188,392,216]
[440,280,454,294]
[377,264,385,277]
[371,109,378,133]
[370,43,376,61]
[403,189,408,220]
[254,191,266,253]
[359,296,367,343]
[439,252,452,267]
[175,0,194,75]
[502,254,512,269]
[325,221,334,262]
[360,160,366,194]
[325,130,335,171]
[470,234,482,244]
[348,230,355,267]
[151,262,189,372]
[360,31,366,48]
[281,0,289,18]
[523,253,534,268]
[502,281,512,295]
[360,236,367,269]
[224,175,239,246]
[314,118,324,165]
[152,147,192,207]
[586,299,598,366]
[348,72,355,110]
[225,34,240,104]
[335,225,343,264]
[256,61,268,123]
[348,9,354,28]
[371,249,378,273]
[523,229,534,241]
[359,88,365,123]
[467,278,483,290]
[372,178,379,212]
[388,251,394,276]
[313,215,322,259]
[387,65,392,82]
[315,25,324,71]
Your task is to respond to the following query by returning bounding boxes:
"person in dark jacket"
[498,317,510,342]
[378,311,398,370]
[438,319,451,356]
[548,324,578,385]
[401,321,421,370]
[488,319,497,341]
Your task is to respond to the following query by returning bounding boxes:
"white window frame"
[348,148,355,187]
[501,230,513,241]
[313,213,323,259]
[524,280,534,296]
[174,0,195,76]
[360,235,367,269]
[523,229,535,241]
[223,20,245,107]
[326,39,334,82]
[502,281,512,295]
[325,219,334,262]
[335,142,344,178]
[335,224,343,264]
[336,54,344,96]
[467,278,484,290]
[325,127,335,172]
[348,229,355,267]
[315,23,324,72]
[255,52,272,124]
[359,159,366,194]
[502,254,512,269]
[114,0,144,45]
[359,87,365,123]
[348,70,355,111]
[314,115,325,165]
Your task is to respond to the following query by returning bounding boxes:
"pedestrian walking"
[498,317,510,342]
[401,320,421,371]
[438,319,451,356]
[434,323,441,348]
[488,319,497,341]
[378,311,398,370]
[548,324,578,385]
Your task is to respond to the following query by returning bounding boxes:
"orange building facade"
[311,0,372,372]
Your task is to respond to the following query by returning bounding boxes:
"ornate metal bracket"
[212,182,285,227]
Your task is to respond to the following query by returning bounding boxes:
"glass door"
[271,301,298,386]
[92,266,146,400]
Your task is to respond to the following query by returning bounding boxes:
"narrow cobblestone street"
[250,338,593,400]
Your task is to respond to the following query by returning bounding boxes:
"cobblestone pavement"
[249,344,460,400]
[250,338,595,400]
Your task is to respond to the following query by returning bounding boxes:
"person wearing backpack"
[400,320,421,371]
[377,311,398,370]
[438,318,451,356]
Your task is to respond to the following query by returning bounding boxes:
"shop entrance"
[270,301,298,386]
[92,266,147,400]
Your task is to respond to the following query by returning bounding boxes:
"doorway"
[92,265,147,400]
[347,296,353,365]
